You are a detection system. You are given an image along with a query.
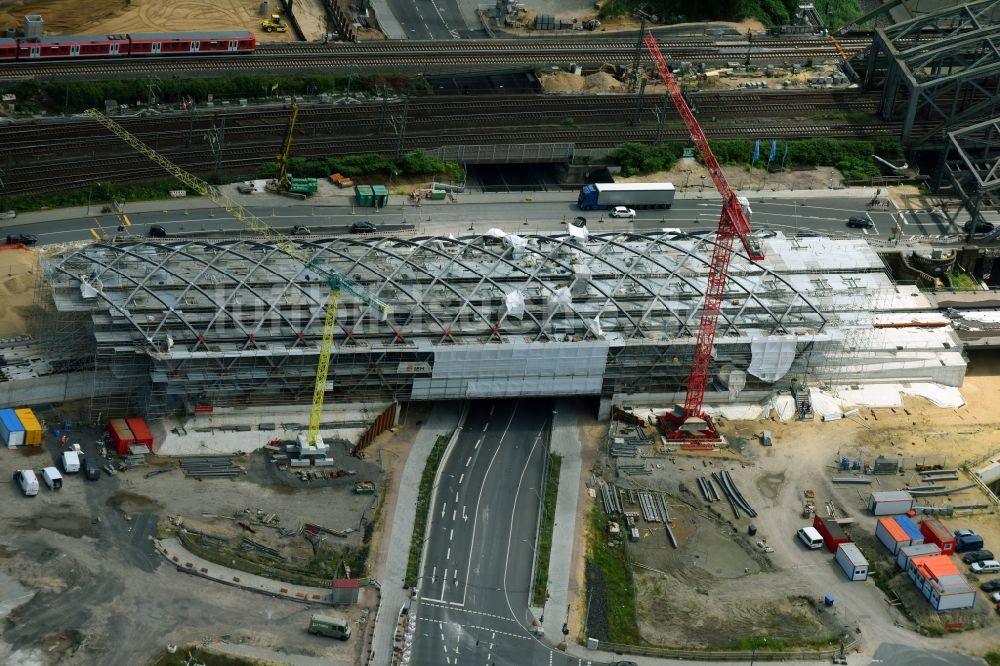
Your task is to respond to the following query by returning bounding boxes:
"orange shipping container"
[14,408,42,446]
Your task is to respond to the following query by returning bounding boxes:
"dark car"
[963,549,994,564]
[291,225,311,236]
[847,216,873,229]
[610,662,639,666]
[5,234,37,246]
[350,221,377,234]
[964,220,995,233]
[83,457,101,481]
[982,579,1000,592]
[572,216,587,228]
[149,225,168,238]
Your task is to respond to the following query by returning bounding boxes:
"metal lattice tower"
[934,116,1000,234]
[864,0,1000,144]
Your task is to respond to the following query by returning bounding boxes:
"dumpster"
[355,185,373,207]
[371,184,389,208]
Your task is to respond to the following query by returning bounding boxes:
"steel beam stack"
[180,456,243,478]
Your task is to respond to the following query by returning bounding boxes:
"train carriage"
[15,34,131,58]
[127,32,255,55]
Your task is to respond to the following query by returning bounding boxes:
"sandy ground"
[0,0,329,42]
[620,161,846,193]
[0,246,36,338]
[564,351,1000,655]
[541,66,849,94]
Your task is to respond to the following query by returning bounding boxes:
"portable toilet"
[371,184,389,208]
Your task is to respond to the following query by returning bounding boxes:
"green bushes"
[11,73,432,114]
[608,142,685,177]
[260,150,461,182]
[405,434,450,588]
[607,138,886,182]
[3,180,189,214]
[532,453,562,608]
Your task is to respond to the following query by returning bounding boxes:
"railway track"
[5,119,906,196]
[0,36,875,81]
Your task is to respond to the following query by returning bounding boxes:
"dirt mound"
[584,71,622,92]
[0,247,37,338]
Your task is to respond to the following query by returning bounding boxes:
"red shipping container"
[126,418,154,453]
[107,419,136,455]
[919,518,957,554]
[813,515,850,553]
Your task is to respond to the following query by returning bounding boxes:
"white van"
[13,470,39,496]
[61,450,80,473]
[41,467,63,490]
[797,526,824,550]
[308,613,351,640]
[971,559,1000,574]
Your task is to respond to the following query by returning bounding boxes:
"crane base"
[658,410,723,450]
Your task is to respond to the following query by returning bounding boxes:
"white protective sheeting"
[503,233,528,258]
[747,335,798,382]
[505,290,525,320]
[900,383,965,408]
[727,369,746,401]
[568,224,589,240]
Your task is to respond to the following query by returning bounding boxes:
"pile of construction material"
[599,481,622,515]
[180,456,243,479]
[709,470,757,519]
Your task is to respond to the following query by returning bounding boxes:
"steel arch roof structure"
[44,230,830,353]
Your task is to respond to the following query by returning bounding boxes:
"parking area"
[0,402,383,665]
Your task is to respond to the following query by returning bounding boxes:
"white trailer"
[868,490,914,516]
[835,543,869,581]
[578,182,675,210]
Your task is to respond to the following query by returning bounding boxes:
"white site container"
[835,543,869,581]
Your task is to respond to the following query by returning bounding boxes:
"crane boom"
[274,102,300,191]
[84,108,389,446]
[641,32,765,434]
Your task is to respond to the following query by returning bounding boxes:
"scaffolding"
[38,231,965,418]
[864,0,1000,144]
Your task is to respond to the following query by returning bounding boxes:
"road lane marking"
[475,438,481,449]
[465,456,472,467]
[458,473,464,484]
[449,528,454,541]
[455,491,459,503]
[446,547,450,560]
[419,618,528,640]
[460,402,520,607]
[482,423,488,432]
[441,502,446,519]
[432,566,436,584]
[462,506,467,521]
[452,509,456,521]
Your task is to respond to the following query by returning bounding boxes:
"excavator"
[266,102,318,199]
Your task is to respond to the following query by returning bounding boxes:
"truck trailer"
[577,182,675,210]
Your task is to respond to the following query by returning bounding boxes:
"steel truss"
[865,0,1000,144]
[934,115,1000,230]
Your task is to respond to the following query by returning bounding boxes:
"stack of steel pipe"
[180,456,242,478]
[611,442,638,457]
[600,482,622,514]
[697,476,721,502]
[657,495,671,524]
[638,492,660,522]
[618,463,651,476]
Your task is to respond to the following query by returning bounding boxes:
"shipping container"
[867,490,914,516]
[919,518,956,554]
[354,185,373,207]
[371,184,389,208]
[126,417,154,452]
[0,408,25,447]
[429,189,446,200]
[14,408,42,446]
[896,543,941,571]
[876,516,919,555]
[812,515,850,553]
[835,543,869,581]
[107,418,136,455]
[895,515,924,543]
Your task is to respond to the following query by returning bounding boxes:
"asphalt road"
[387,0,473,40]
[2,195,960,246]
[410,400,587,666]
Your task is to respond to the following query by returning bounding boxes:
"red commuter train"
[0,31,256,61]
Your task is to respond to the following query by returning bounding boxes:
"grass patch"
[3,180,205,214]
[404,434,449,588]
[532,453,562,608]
[946,271,979,291]
[585,501,643,644]
[733,636,839,650]
[984,650,1000,666]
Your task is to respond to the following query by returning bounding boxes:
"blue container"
[841,457,850,470]
[0,408,25,447]
[853,458,862,470]
[53,429,61,438]
[63,420,73,430]
[895,515,923,540]
[824,595,834,606]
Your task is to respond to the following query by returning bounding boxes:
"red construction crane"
[642,30,766,444]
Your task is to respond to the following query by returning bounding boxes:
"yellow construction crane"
[273,101,299,193]
[84,108,389,447]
